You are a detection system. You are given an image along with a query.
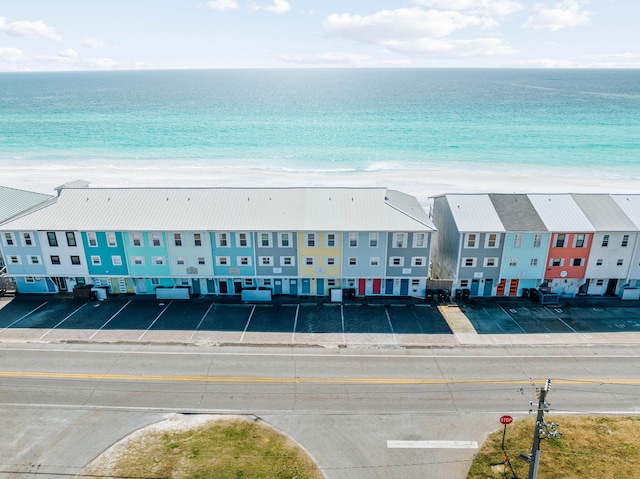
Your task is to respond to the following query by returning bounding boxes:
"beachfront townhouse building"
[0,186,435,299]
[430,194,506,297]
[571,194,638,296]
[488,194,550,297]
[527,194,594,296]
[610,195,640,290]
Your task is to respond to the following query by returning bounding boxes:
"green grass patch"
[468,415,640,479]
[78,415,324,479]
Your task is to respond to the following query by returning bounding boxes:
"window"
[112,256,122,266]
[327,233,337,247]
[326,257,336,266]
[412,279,420,286]
[370,257,379,266]
[554,234,566,248]
[596,279,604,286]
[50,255,60,265]
[106,232,117,247]
[575,234,586,248]
[28,255,40,264]
[513,234,522,248]
[263,279,272,286]
[393,233,407,248]
[151,278,160,285]
[176,257,187,265]
[460,280,469,287]
[305,256,315,266]
[533,234,543,248]
[131,232,143,246]
[47,232,58,247]
[572,258,583,267]
[327,279,336,287]
[87,232,98,247]
[70,255,81,265]
[486,234,498,248]
[349,233,357,247]
[280,256,294,266]
[279,233,291,248]
[238,256,250,266]
[348,257,357,266]
[412,257,425,267]
[260,233,271,248]
[9,255,20,264]
[602,235,609,247]
[66,232,77,247]
[91,256,101,266]
[237,233,248,247]
[25,277,34,283]
[174,233,182,246]
[390,257,404,266]
[259,256,273,266]
[617,259,624,266]
[153,256,166,265]
[550,258,563,267]
[244,279,253,287]
[218,232,229,247]
[198,257,206,265]
[484,257,498,267]
[193,233,202,247]
[530,258,538,267]
[369,233,378,248]
[596,258,603,266]
[462,257,476,267]
[306,233,316,247]
[22,232,33,246]
[151,232,162,247]
[413,233,427,248]
[509,257,518,267]
[622,235,629,247]
[465,234,477,248]
[3,232,14,246]
[216,256,229,266]
[132,256,145,265]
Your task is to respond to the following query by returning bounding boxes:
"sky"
[0,0,638,71]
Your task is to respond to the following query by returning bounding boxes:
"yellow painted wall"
[298,232,342,278]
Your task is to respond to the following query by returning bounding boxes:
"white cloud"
[89,57,119,69]
[0,47,24,62]
[413,0,523,16]
[323,8,482,41]
[522,1,591,32]
[279,52,412,67]
[58,47,78,58]
[385,37,516,57]
[83,37,106,49]
[206,0,238,11]
[0,16,61,41]
[251,0,290,14]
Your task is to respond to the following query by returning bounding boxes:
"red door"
[373,278,381,294]
[358,278,366,296]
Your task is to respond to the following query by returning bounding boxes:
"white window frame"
[260,233,272,248]
[280,256,295,266]
[193,233,203,247]
[411,256,426,267]
[554,234,566,248]
[413,233,427,248]
[9,255,21,264]
[173,233,183,247]
[278,232,291,248]
[348,257,357,266]
[327,233,337,248]
[485,234,499,249]
[27,255,41,265]
[462,257,477,267]
[550,258,564,267]
[574,234,586,248]
[112,255,122,266]
[3,232,15,246]
[132,256,145,266]
[596,258,603,266]
[393,233,407,248]
[152,256,166,265]
[22,232,34,246]
[509,257,518,267]
[370,257,380,266]
[216,256,230,266]
[106,232,117,247]
[369,233,378,248]
[259,256,273,266]
[348,233,358,248]
[237,232,249,248]
[304,256,315,266]
[217,232,230,248]
[533,233,542,248]
[484,257,498,267]
[91,255,101,266]
[465,233,478,249]
[131,232,143,247]
[325,257,336,266]
[237,256,251,266]
[305,233,316,248]
[151,232,163,247]
[198,256,206,265]
[87,232,98,247]
[176,257,186,265]
[390,256,404,267]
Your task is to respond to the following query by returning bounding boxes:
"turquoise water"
[1,69,639,176]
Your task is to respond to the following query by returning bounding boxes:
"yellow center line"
[1,371,640,385]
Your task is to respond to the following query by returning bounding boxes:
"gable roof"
[571,194,636,231]
[611,195,640,229]
[441,194,505,232]
[489,194,547,232]
[0,186,54,224]
[527,194,594,232]
[0,187,435,232]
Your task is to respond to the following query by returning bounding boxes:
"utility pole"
[527,379,552,479]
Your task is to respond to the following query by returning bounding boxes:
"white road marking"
[0,302,49,332]
[189,301,216,341]
[40,303,87,339]
[387,440,478,449]
[139,301,173,341]
[240,305,256,342]
[291,304,300,343]
[89,299,133,339]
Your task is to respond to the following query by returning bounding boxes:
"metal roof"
[527,194,594,232]
[443,194,505,232]
[611,195,640,229]
[0,187,435,232]
[488,194,547,232]
[571,194,636,231]
[0,186,54,224]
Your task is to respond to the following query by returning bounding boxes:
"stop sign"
[500,415,513,425]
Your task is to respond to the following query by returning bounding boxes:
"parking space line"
[340,304,345,343]
[385,309,398,344]
[495,305,526,333]
[546,307,577,332]
[89,299,133,339]
[189,301,216,341]
[0,301,49,332]
[291,304,300,343]
[40,303,87,339]
[138,301,173,341]
[240,305,256,342]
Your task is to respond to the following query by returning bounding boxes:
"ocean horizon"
[1,68,639,202]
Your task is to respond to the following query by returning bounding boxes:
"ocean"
[1,68,639,202]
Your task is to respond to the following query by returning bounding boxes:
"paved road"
[2,343,640,478]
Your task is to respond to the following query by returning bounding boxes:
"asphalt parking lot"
[462,297,640,334]
[0,295,452,345]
